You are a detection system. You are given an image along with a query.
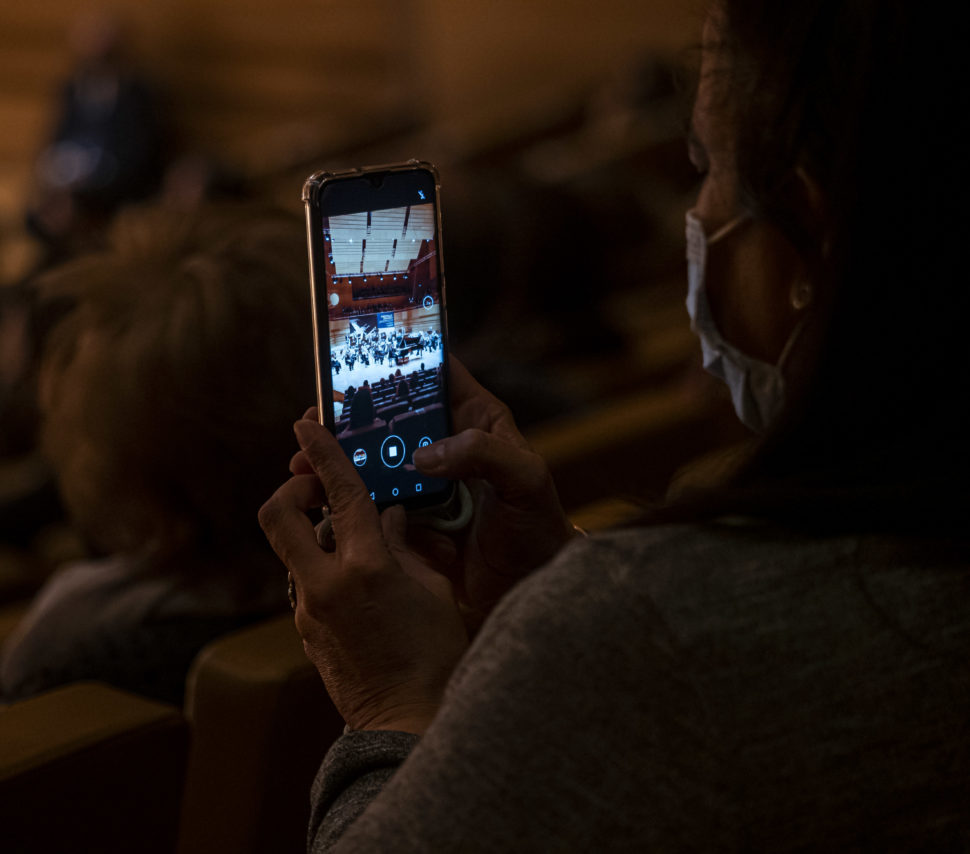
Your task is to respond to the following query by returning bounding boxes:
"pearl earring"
[790,281,813,310]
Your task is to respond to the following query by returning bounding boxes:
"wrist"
[344,684,444,735]
[352,706,439,736]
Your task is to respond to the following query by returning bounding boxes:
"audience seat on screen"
[177,614,344,854]
[409,391,439,410]
[389,403,445,455]
[376,400,410,423]
[0,682,188,854]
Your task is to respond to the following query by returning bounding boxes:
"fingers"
[447,356,531,448]
[412,427,549,502]
[289,406,319,474]
[447,356,502,417]
[380,503,407,546]
[258,473,330,575]
[381,505,457,604]
[292,418,386,569]
[289,449,313,475]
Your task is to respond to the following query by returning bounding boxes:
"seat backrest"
[0,681,189,854]
[376,400,410,424]
[177,614,343,854]
[389,403,445,461]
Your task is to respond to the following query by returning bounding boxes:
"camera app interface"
[322,201,448,505]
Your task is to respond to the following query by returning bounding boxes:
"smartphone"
[303,160,456,513]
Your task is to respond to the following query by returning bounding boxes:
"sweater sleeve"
[308,730,420,850]
[308,532,731,853]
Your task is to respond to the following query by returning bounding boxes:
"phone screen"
[307,165,453,510]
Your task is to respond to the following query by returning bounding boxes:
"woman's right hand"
[412,357,577,616]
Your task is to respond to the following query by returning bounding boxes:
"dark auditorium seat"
[0,682,188,854]
[177,615,344,854]
[409,390,439,410]
[376,400,411,423]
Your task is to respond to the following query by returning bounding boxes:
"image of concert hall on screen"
[322,203,445,435]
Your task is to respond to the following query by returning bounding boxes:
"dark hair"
[671,1,968,534]
[348,386,376,429]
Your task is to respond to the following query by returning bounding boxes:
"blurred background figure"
[24,9,169,266]
[1,204,314,705]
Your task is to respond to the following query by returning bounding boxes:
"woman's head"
[348,386,376,429]
[38,204,313,559]
[688,1,968,528]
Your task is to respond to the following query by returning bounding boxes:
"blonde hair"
[38,204,313,562]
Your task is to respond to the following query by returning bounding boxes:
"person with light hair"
[2,204,313,705]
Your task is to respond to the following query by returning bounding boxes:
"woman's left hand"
[258,415,469,734]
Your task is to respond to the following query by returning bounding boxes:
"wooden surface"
[0,0,696,270]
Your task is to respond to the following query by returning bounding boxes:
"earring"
[790,280,813,310]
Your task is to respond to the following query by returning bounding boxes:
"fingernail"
[413,440,444,471]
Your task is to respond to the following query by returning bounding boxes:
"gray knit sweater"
[309,523,970,851]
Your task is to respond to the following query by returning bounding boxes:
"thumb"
[413,429,548,502]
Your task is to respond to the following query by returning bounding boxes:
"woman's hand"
[411,357,577,615]
[258,417,468,734]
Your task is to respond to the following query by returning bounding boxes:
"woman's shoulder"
[496,520,970,671]
[509,522,855,623]
[13,554,155,622]
[364,525,970,851]
[1,551,285,703]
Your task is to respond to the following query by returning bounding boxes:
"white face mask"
[685,210,801,433]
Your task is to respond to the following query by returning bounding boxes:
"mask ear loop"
[790,280,813,310]
[777,283,814,373]
[705,211,751,245]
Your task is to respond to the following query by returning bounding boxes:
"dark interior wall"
[0,0,695,246]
